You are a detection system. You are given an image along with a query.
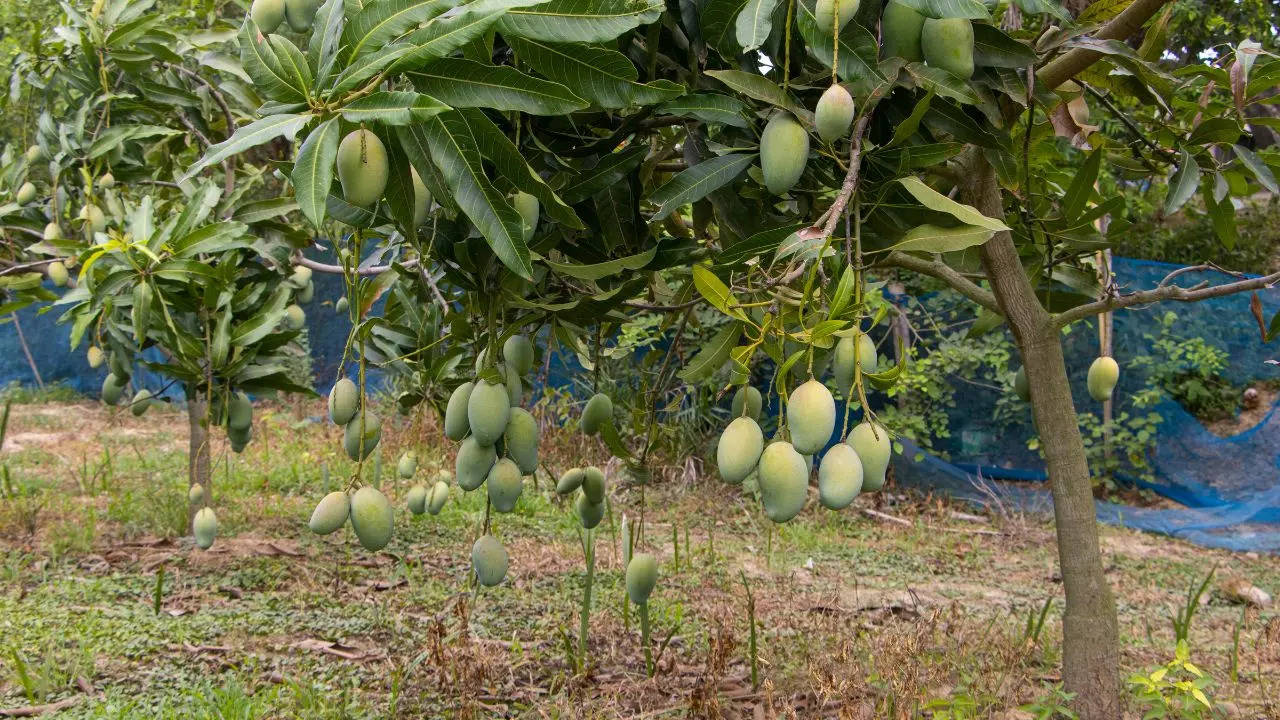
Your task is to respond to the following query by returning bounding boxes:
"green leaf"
[343,0,461,61]
[1233,144,1279,194]
[544,246,657,280]
[898,176,1009,231]
[794,2,883,97]
[508,36,684,109]
[1163,149,1200,215]
[391,0,551,71]
[1011,0,1067,20]
[497,0,663,43]
[717,223,806,267]
[239,20,306,103]
[267,34,313,100]
[827,264,855,318]
[705,69,807,118]
[679,322,742,382]
[171,222,253,257]
[1187,117,1243,146]
[232,197,299,224]
[183,113,310,181]
[1061,148,1102,222]
[340,91,450,125]
[701,0,748,59]
[972,23,1037,68]
[886,91,933,148]
[308,0,345,88]
[648,154,753,221]
[658,93,750,128]
[559,146,648,203]
[291,117,341,229]
[905,62,981,106]
[232,287,291,347]
[87,125,182,159]
[734,0,783,52]
[893,0,989,19]
[408,58,588,114]
[693,265,747,321]
[420,112,534,279]
[892,224,995,253]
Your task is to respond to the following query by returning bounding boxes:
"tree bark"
[962,153,1120,719]
[187,397,211,522]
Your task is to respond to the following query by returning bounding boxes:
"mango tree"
[191,0,1279,714]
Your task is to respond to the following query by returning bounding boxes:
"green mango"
[343,413,382,461]
[1087,356,1120,402]
[188,483,206,505]
[329,378,359,426]
[513,191,539,243]
[297,280,314,304]
[581,466,605,504]
[788,379,836,455]
[87,346,104,368]
[309,491,350,534]
[397,451,417,479]
[731,386,763,420]
[456,436,497,491]
[411,167,432,225]
[503,363,523,407]
[472,535,509,586]
[717,417,764,484]
[881,0,925,61]
[575,493,604,529]
[467,379,511,446]
[814,0,859,34]
[486,458,524,513]
[350,486,393,551]
[250,0,285,32]
[47,261,68,287]
[25,145,43,163]
[817,443,863,510]
[284,0,319,31]
[580,393,613,435]
[556,467,585,495]
[815,84,855,143]
[833,333,878,397]
[758,441,809,523]
[848,422,891,491]
[193,507,218,550]
[760,112,809,195]
[284,304,305,330]
[625,553,659,605]
[504,407,539,475]
[336,129,389,207]
[15,182,36,205]
[503,334,535,375]
[227,392,253,431]
[42,223,61,241]
[921,18,974,78]
[444,381,474,441]
[407,484,428,515]
[102,373,126,406]
[130,389,152,417]
[427,480,449,515]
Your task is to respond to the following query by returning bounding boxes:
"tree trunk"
[963,153,1120,718]
[187,398,211,523]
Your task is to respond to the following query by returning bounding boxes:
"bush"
[1114,200,1279,272]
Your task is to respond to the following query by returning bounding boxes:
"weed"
[1127,640,1217,719]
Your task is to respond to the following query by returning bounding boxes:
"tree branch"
[882,250,1003,315]
[1037,0,1174,91]
[1053,268,1280,328]
[296,256,418,277]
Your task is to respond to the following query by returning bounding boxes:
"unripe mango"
[580,393,613,435]
[227,391,252,431]
[427,480,449,514]
[788,379,836,455]
[1014,367,1030,402]
[921,18,974,78]
[760,112,809,195]
[1087,356,1119,402]
[99,173,114,188]
[556,467,585,495]
[350,486,393,551]
[503,334,535,375]
[309,491,349,534]
[486,458,524,513]
[817,443,863,510]
[334,296,349,314]
[472,535,508,586]
[444,381,474,440]
[513,191,539,243]
[229,424,251,453]
[575,493,604,529]
[329,377,359,425]
[284,0,319,32]
[731,386,763,420]
[717,416,764,484]
[625,553,659,605]
[87,345,105,368]
[407,484,428,514]
[467,379,510,445]
[503,363,522,407]
[881,0,925,61]
[15,182,36,205]
[108,351,131,381]
[456,436,497,491]
[814,0,859,34]
[251,0,286,32]
[25,145,43,163]
[131,389,152,417]
[284,304,305,330]
[504,407,539,475]
[832,333,876,397]
[193,507,217,549]
[297,280,314,304]
[288,265,312,289]
[84,204,106,232]
[343,413,382,461]
[43,223,61,241]
[189,483,206,505]
[848,421,890,491]
[815,84,855,143]
[397,451,417,479]
[336,129,388,207]
[47,261,68,287]
[411,167,431,225]
[102,373,125,405]
[581,466,605,504]
[757,441,809,523]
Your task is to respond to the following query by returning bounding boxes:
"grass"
[0,397,1276,718]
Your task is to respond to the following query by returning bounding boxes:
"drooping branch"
[808,115,872,241]
[881,250,1003,315]
[1053,268,1280,328]
[296,256,418,276]
[1037,0,1175,91]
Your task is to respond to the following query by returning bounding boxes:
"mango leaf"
[1188,117,1244,146]
[420,112,534,279]
[343,0,461,61]
[267,35,313,99]
[904,62,981,106]
[1011,0,1067,20]
[87,125,182,159]
[794,3,882,97]
[508,36,684,109]
[679,322,742,382]
[658,93,750,128]
[717,223,806,267]
[239,20,306,103]
[544,246,657,280]
[559,146,648,203]
[701,0,748,59]
[972,23,1037,68]
[893,0,988,19]
[231,287,290,347]
[892,224,995,253]
[232,198,299,224]
[693,265,748,322]
[183,113,309,180]
[648,154,753,221]
[408,58,587,114]
[827,263,856,318]
[308,0,345,87]
[1233,144,1279,194]
[705,69,807,118]
[898,176,1009,231]
[1163,149,1200,215]
[1061,148,1102,222]
[886,91,933,148]
[292,117,340,228]
[339,91,450,125]
[734,0,783,52]
[497,0,663,43]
